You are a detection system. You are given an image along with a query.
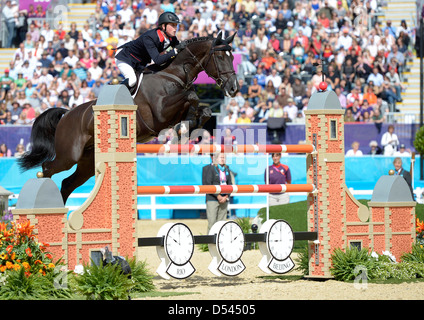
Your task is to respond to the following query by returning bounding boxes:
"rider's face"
[164,23,178,37]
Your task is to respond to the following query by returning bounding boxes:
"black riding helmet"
[158,12,180,26]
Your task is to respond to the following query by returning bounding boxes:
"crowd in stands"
[0,0,416,155]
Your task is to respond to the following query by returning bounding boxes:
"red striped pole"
[136,144,315,154]
[137,184,315,195]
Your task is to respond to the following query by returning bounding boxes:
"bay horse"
[18,32,239,204]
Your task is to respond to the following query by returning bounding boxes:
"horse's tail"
[18,108,69,171]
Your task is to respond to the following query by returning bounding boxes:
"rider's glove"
[175,42,187,53]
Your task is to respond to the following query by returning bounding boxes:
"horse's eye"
[218,55,224,60]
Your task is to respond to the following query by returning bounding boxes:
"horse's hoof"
[36,171,44,178]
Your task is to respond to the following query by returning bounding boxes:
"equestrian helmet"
[158,12,180,26]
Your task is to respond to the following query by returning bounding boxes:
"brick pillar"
[67,85,138,269]
[304,90,369,278]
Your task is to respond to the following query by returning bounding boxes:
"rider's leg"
[115,59,137,89]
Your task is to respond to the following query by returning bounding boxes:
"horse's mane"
[183,36,214,46]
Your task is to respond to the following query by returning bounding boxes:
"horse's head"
[204,31,239,97]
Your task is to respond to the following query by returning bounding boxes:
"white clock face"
[165,223,194,266]
[267,220,294,261]
[217,221,245,263]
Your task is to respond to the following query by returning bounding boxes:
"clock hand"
[170,236,179,245]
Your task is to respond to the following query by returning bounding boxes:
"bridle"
[183,40,236,89]
[155,38,236,91]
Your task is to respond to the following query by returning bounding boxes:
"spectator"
[225,98,240,115]
[335,86,346,109]
[265,68,282,91]
[22,102,36,121]
[394,144,411,157]
[346,141,363,156]
[275,86,290,108]
[236,110,251,124]
[381,80,401,110]
[385,68,404,102]
[0,69,14,94]
[247,77,262,106]
[291,41,305,63]
[362,85,378,106]
[283,98,298,121]
[69,90,84,109]
[336,27,352,51]
[381,124,399,156]
[241,100,255,121]
[222,110,237,124]
[0,143,12,157]
[14,143,25,158]
[372,107,384,133]
[254,101,270,123]
[367,67,384,87]
[368,140,382,155]
[63,50,79,68]
[0,103,7,124]
[387,44,405,72]
[15,110,30,125]
[88,60,103,81]
[253,67,267,88]
[382,20,397,38]
[268,100,284,118]
[3,1,18,48]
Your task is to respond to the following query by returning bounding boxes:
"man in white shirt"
[192,11,206,32]
[88,60,103,81]
[265,68,282,90]
[283,98,298,121]
[38,68,54,87]
[142,3,158,26]
[367,67,384,87]
[336,28,352,51]
[206,12,221,32]
[41,23,55,43]
[222,110,237,124]
[3,0,18,48]
[117,2,134,24]
[63,50,79,68]
[393,144,410,157]
[298,20,312,38]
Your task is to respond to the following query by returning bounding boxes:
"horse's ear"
[225,32,236,44]
[215,30,223,42]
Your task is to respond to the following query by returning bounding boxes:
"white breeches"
[115,48,137,87]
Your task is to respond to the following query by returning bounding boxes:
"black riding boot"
[121,78,136,95]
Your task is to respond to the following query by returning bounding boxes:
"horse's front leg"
[184,91,200,129]
[184,91,211,130]
[197,105,211,129]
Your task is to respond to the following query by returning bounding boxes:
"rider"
[114,11,186,93]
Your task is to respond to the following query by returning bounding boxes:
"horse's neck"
[177,42,212,77]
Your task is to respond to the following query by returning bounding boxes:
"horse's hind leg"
[60,150,94,204]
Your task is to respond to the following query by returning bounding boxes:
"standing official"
[265,153,291,206]
[202,153,233,232]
